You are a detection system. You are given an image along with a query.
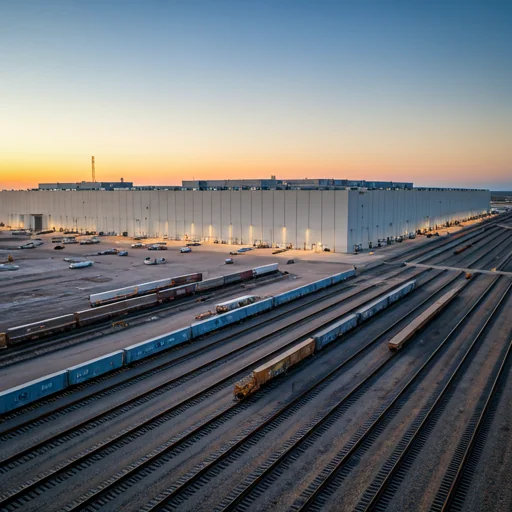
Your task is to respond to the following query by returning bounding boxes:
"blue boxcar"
[330,269,356,285]
[314,313,359,351]
[0,370,68,414]
[191,308,248,338]
[242,297,273,316]
[357,297,389,323]
[384,280,416,306]
[272,285,310,306]
[272,276,334,307]
[191,297,274,338]
[123,327,191,364]
[67,350,124,385]
[313,277,332,291]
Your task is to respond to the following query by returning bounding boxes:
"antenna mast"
[91,156,96,182]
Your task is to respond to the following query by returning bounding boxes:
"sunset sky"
[1,0,511,190]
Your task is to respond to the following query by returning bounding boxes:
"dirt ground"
[0,217,486,329]
[0,217,487,389]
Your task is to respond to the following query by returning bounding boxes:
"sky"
[0,0,511,190]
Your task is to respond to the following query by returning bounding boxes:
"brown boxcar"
[157,283,197,302]
[172,273,202,286]
[239,269,254,281]
[253,338,315,386]
[234,338,315,400]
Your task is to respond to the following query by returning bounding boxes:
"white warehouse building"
[0,188,490,253]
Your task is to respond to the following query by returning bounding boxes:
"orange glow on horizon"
[1,152,510,190]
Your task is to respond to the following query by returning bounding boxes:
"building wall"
[347,189,490,250]
[0,189,489,253]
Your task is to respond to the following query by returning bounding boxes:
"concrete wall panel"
[0,189,490,252]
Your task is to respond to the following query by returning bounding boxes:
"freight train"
[0,265,279,348]
[233,280,417,400]
[0,268,357,414]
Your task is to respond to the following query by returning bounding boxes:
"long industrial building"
[0,187,490,252]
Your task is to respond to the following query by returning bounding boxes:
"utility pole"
[91,156,96,182]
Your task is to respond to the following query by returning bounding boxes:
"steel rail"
[0,272,282,366]
[220,276,501,512]
[0,264,414,438]
[135,274,464,512]
[434,324,512,511]
[464,231,512,270]
[0,270,432,509]
[384,213,509,265]
[0,269,396,432]
[354,278,510,512]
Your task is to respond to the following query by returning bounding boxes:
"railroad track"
[208,275,504,512]
[74,271,462,512]
[384,213,510,265]
[351,278,511,512]
[388,211,512,267]
[0,272,283,367]
[0,264,415,432]
[462,230,512,271]
[0,268,435,509]
[441,339,512,511]
[432,225,511,268]
[430,338,512,511]
[418,225,501,266]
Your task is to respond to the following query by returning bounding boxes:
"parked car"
[97,248,118,255]
[54,245,64,250]
[180,247,192,253]
[79,239,95,245]
[19,242,37,249]
[225,258,234,264]
[69,260,94,269]
[131,242,146,248]
[148,245,167,251]
[144,257,166,265]
[0,264,19,271]
[186,242,201,246]
[229,251,239,255]
[237,247,252,252]
[118,251,128,256]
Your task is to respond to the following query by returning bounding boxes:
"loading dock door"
[31,214,43,231]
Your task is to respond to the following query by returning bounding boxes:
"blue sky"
[1,0,511,189]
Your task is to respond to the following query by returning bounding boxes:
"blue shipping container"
[67,351,124,385]
[123,327,191,364]
[314,314,359,350]
[0,370,68,415]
